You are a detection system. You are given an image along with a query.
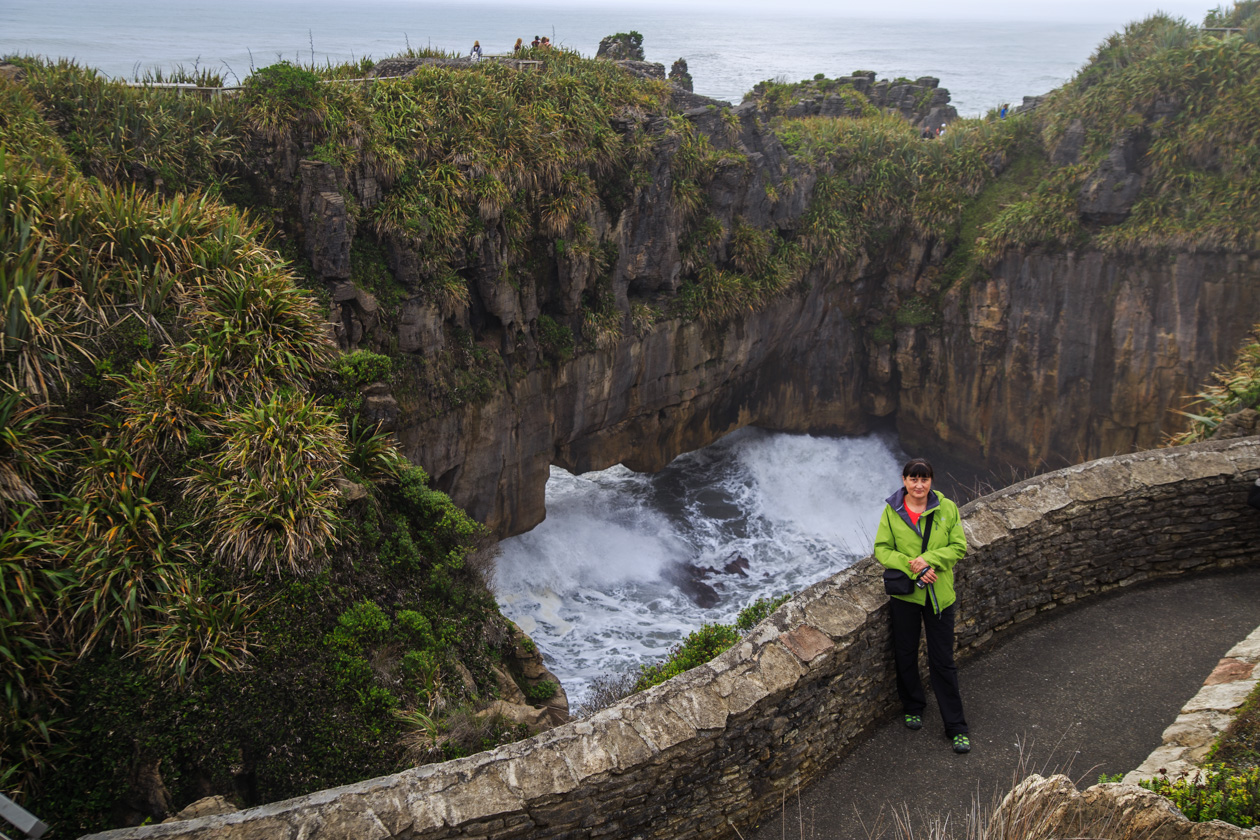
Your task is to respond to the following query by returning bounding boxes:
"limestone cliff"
[318,135,1259,537]
[293,26,1260,537]
[372,240,1260,537]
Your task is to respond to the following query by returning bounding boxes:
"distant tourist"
[470,40,483,60]
[874,458,971,754]
[939,122,947,137]
[514,37,523,53]
[921,124,934,139]
[532,35,541,48]
[999,103,1008,119]
[541,36,551,49]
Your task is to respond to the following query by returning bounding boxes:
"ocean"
[6,0,1152,115]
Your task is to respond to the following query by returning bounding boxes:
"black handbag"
[882,512,934,596]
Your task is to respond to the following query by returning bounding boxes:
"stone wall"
[1125,624,1260,784]
[82,437,1260,840]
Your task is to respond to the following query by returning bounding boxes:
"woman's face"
[903,473,932,503]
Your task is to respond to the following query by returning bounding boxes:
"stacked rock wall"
[83,437,1260,840]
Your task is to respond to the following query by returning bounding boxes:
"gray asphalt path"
[747,568,1260,840]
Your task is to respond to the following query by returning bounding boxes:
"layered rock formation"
[297,66,1260,538]
[747,71,959,128]
[595,32,645,61]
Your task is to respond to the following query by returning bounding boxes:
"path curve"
[748,569,1260,840]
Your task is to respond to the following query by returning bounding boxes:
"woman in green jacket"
[874,458,971,753]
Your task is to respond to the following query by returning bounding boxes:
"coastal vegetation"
[3,2,1260,830]
[1134,678,1260,829]
[631,594,790,693]
[1170,324,1260,443]
[0,55,555,833]
[981,12,1260,258]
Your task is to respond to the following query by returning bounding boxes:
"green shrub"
[525,680,558,704]
[735,594,791,632]
[335,350,392,387]
[536,314,574,363]
[633,623,742,691]
[395,610,434,648]
[336,601,391,645]
[1141,765,1260,828]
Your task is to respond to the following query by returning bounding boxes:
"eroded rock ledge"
[393,246,1260,537]
[82,437,1260,840]
[296,63,1260,539]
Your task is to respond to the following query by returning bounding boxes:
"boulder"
[1078,133,1146,224]
[0,62,25,84]
[669,58,694,92]
[504,621,570,726]
[611,60,666,82]
[361,382,399,430]
[477,699,548,730]
[1052,118,1086,166]
[1212,408,1260,440]
[993,774,1260,840]
[298,160,353,281]
[492,664,529,705]
[596,32,645,61]
[163,796,238,824]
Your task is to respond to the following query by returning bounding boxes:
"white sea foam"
[493,428,903,707]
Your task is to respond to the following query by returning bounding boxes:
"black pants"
[889,597,968,736]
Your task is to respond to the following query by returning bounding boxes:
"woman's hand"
[909,557,937,584]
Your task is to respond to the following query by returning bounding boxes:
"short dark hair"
[902,458,933,479]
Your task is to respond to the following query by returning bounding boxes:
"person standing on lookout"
[873,458,971,754]
[470,40,483,61]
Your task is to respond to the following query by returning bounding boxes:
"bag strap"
[919,509,934,555]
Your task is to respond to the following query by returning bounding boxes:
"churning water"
[493,428,904,707]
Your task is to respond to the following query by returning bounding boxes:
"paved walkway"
[747,569,1260,840]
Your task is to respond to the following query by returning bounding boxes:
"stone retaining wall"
[83,438,1260,840]
[1125,625,1260,784]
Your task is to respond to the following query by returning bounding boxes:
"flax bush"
[185,393,348,576]
[1169,324,1260,444]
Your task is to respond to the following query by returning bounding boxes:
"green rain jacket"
[874,488,967,614]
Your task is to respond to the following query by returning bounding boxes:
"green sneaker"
[904,714,923,730]
[952,734,971,753]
